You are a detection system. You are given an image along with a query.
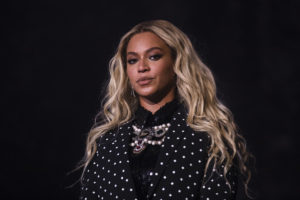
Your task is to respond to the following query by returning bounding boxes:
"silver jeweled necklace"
[130,123,171,154]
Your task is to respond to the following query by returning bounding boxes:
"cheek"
[162,66,176,85]
[159,62,175,79]
[126,68,135,84]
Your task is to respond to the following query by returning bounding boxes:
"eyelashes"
[127,54,162,65]
[149,54,162,61]
[127,58,138,65]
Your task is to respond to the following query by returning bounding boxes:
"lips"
[136,77,154,86]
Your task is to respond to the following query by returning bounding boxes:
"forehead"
[126,32,168,52]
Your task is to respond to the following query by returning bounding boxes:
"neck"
[139,87,176,114]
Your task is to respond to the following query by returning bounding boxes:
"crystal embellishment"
[130,123,171,154]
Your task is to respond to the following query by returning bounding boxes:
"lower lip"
[137,79,153,86]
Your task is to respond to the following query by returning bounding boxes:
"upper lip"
[136,77,154,83]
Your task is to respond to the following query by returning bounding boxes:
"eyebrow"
[127,47,163,56]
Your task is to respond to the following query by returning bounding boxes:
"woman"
[79,20,252,200]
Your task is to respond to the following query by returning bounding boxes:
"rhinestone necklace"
[130,123,171,154]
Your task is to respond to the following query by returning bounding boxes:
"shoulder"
[176,104,210,138]
[95,122,132,145]
[172,105,210,150]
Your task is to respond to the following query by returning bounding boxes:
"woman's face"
[126,32,176,104]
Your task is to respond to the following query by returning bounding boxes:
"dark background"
[3,0,299,199]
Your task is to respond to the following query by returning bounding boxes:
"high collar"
[134,98,180,128]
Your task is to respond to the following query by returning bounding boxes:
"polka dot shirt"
[80,103,238,200]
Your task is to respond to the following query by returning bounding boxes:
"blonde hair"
[81,20,252,195]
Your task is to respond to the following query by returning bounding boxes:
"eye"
[149,54,162,61]
[127,58,138,65]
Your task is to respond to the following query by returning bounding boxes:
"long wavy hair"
[80,20,252,195]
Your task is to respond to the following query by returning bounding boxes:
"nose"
[138,58,149,73]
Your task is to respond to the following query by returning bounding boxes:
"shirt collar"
[134,98,179,127]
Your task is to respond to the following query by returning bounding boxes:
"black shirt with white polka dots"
[80,99,238,200]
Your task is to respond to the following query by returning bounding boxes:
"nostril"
[138,68,148,73]
[138,62,149,72]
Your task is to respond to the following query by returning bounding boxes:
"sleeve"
[79,136,104,200]
[79,162,99,200]
[199,160,238,200]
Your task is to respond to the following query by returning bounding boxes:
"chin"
[135,86,156,96]
[136,91,156,99]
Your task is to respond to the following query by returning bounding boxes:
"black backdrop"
[3,0,299,199]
